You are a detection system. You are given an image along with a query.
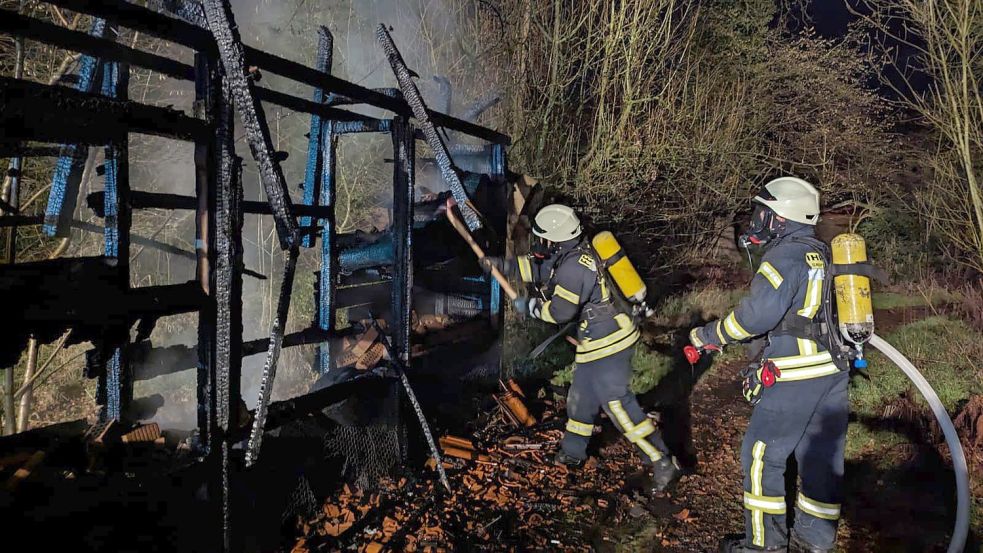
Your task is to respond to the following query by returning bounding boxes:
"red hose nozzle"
[683,345,701,365]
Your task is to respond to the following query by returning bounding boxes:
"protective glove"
[527,297,544,320]
[687,327,721,352]
[512,295,530,319]
[479,256,512,276]
[740,360,781,405]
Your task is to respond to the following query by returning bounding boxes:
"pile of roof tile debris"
[290,380,691,552]
[0,419,176,494]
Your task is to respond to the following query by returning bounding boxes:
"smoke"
[126,0,501,430]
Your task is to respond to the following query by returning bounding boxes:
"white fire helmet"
[532,204,582,243]
[753,177,821,225]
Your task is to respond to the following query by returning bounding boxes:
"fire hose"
[684,338,970,553]
[868,334,969,553]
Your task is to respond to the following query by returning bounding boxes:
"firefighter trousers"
[560,346,670,465]
[740,371,848,550]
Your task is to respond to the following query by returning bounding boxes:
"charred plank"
[0,77,209,145]
[201,0,299,250]
[44,0,214,52]
[376,25,481,230]
[0,11,196,81]
[86,190,335,219]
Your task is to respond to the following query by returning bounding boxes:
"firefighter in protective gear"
[689,178,847,553]
[486,204,682,492]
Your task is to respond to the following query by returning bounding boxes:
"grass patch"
[504,315,575,380]
[847,315,983,459]
[855,316,983,412]
[872,291,928,310]
[649,287,745,328]
[872,285,961,311]
[629,346,674,394]
[547,344,673,395]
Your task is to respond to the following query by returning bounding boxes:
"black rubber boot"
[788,532,832,553]
[719,534,787,552]
[553,450,585,468]
[650,456,683,493]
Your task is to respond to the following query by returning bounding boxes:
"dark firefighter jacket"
[690,225,840,381]
[515,240,639,363]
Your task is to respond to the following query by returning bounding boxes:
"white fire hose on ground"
[868,334,970,553]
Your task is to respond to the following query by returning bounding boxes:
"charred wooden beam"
[43,0,214,51]
[376,25,481,230]
[201,0,298,250]
[254,87,385,126]
[245,47,510,145]
[86,190,334,219]
[0,77,209,145]
[0,215,42,227]
[391,117,415,363]
[128,326,336,382]
[212,74,241,553]
[245,247,299,466]
[0,257,204,328]
[0,146,63,158]
[333,119,392,134]
[0,11,196,81]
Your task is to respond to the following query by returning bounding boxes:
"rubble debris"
[85,418,121,444]
[438,435,474,451]
[495,391,536,427]
[121,422,162,443]
[506,378,526,398]
[4,450,45,492]
[295,381,684,551]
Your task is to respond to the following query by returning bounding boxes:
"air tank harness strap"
[597,247,626,270]
[772,315,828,341]
[828,262,890,285]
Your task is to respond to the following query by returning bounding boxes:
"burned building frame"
[0,0,510,548]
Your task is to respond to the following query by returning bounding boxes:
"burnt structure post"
[488,143,507,331]
[100,59,132,422]
[391,117,415,363]
[212,77,242,553]
[194,53,218,451]
[300,27,332,249]
[316,118,337,375]
[298,27,338,376]
[42,18,107,238]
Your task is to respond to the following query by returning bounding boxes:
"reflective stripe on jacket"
[517,243,638,362]
[692,228,835,381]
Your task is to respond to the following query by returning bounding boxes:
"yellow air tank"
[591,231,647,303]
[831,233,874,344]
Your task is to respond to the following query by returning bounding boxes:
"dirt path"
[656,359,750,552]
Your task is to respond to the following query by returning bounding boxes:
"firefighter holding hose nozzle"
[688,177,849,553]
[483,204,683,494]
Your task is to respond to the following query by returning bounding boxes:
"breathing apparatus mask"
[530,235,553,260]
[739,202,786,249]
